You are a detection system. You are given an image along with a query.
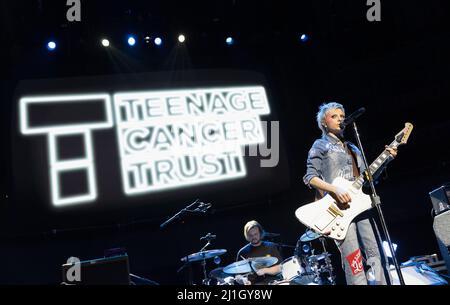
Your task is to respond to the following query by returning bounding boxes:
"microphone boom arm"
[160,199,202,229]
[340,107,366,129]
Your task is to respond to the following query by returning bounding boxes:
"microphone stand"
[349,121,405,285]
[160,199,201,229]
[167,200,212,285]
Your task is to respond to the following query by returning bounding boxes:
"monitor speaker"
[61,254,130,285]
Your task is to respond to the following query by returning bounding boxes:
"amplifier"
[433,210,450,273]
[429,183,450,215]
[61,254,130,285]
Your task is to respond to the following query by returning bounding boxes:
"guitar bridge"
[328,204,344,217]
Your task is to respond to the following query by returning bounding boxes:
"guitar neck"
[352,140,398,190]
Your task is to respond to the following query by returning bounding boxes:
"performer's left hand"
[385,145,398,158]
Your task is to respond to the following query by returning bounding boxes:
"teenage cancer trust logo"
[19,86,270,207]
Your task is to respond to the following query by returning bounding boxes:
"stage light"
[225,37,234,45]
[127,36,136,46]
[154,37,162,46]
[144,36,151,44]
[178,34,185,43]
[47,41,56,51]
[300,34,309,42]
[101,39,110,47]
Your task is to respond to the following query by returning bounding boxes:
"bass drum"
[280,256,320,285]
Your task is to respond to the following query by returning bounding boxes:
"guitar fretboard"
[352,141,398,190]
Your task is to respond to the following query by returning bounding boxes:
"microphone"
[193,202,212,213]
[199,202,211,208]
[340,107,365,129]
[200,233,216,241]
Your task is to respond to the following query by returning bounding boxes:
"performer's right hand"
[331,186,351,209]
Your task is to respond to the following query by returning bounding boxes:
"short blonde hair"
[316,102,345,135]
[244,220,264,241]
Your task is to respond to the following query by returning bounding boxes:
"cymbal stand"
[200,234,215,285]
[201,255,209,285]
[319,237,327,252]
[319,236,335,285]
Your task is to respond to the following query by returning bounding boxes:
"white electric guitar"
[295,123,413,240]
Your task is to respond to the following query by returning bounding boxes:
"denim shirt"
[303,134,365,188]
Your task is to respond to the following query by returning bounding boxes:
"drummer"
[235,220,283,284]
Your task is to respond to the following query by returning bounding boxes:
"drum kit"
[179,229,336,285]
[270,229,336,285]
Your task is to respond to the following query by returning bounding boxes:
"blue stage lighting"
[47,41,56,51]
[300,34,309,42]
[225,37,234,45]
[127,36,136,46]
[154,37,162,46]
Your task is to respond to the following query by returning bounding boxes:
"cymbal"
[223,256,278,274]
[180,249,227,262]
[300,230,322,242]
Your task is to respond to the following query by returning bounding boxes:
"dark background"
[1,0,450,284]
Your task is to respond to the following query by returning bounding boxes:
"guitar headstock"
[395,122,414,145]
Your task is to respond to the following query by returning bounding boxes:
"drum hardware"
[298,229,322,257]
[317,236,336,285]
[275,231,336,285]
[179,232,226,285]
[300,229,322,242]
[198,232,217,285]
[209,270,251,285]
[269,279,294,285]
